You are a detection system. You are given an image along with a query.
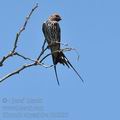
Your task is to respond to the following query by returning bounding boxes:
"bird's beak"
[59,17,62,21]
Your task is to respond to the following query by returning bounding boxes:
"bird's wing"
[53,22,61,49]
[42,22,48,40]
[42,21,60,85]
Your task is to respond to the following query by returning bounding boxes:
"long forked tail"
[53,65,60,86]
[57,52,84,83]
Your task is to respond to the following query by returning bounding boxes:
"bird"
[42,13,83,85]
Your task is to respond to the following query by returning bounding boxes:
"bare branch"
[0,46,75,83]
[0,63,35,83]
[0,3,82,84]
[0,52,14,66]
[14,52,35,62]
[0,3,38,67]
[36,40,48,61]
[12,3,38,53]
[14,52,53,68]
[0,61,53,83]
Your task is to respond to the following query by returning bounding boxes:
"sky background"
[0,0,120,120]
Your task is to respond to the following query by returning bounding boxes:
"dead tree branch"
[0,3,38,66]
[0,63,35,83]
[14,52,35,62]
[0,3,82,84]
[12,3,39,53]
[0,47,74,83]
[0,62,53,83]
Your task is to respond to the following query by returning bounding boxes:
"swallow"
[42,13,83,85]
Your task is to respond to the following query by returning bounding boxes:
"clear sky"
[0,0,120,120]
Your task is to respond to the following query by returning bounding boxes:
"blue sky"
[0,0,120,120]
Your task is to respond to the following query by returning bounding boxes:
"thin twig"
[14,52,53,68]
[14,52,35,62]
[37,40,48,61]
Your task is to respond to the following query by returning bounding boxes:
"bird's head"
[49,13,62,22]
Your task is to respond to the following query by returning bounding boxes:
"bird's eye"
[55,15,59,17]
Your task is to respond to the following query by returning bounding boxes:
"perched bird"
[42,13,83,85]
